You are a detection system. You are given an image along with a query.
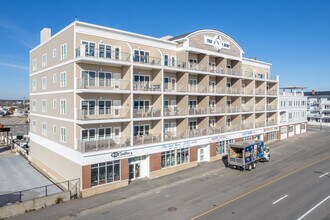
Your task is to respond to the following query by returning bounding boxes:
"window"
[32,79,37,91]
[42,100,47,113]
[281,127,287,134]
[81,100,96,115]
[98,128,112,140]
[99,44,112,58]
[32,120,37,132]
[52,99,56,108]
[289,126,294,132]
[164,54,169,66]
[82,129,96,141]
[32,59,37,71]
[98,72,112,87]
[134,124,150,136]
[53,125,57,134]
[42,122,47,136]
[82,41,95,56]
[60,99,66,115]
[32,99,37,112]
[52,74,57,83]
[216,139,234,155]
[60,127,67,143]
[189,120,197,131]
[82,71,95,87]
[42,77,47,90]
[115,48,120,60]
[133,100,150,112]
[42,54,47,68]
[60,72,67,87]
[161,148,189,168]
[91,160,120,187]
[133,50,149,63]
[53,49,57,58]
[98,100,111,115]
[61,43,67,60]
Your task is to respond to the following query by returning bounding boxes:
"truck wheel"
[252,162,257,169]
[247,164,252,171]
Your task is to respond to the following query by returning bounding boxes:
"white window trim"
[42,77,47,90]
[53,48,57,58]
[60,71,67,87]
[60,99,67,115]
[42,54,47,68]
[32,120,37,132]
[60,127,67,143]
[32,79,37,92]
[42,122,47,136]
[32,59,37,71]
[53,125,57,134]
[61,43,67,61]
[52,74,57,83]
[32,99,37,112]
[41,99,47,113]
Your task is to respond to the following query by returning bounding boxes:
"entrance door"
[112,73,121,89]
[199,148,204,161]
[129,163,141,180]
[170,100,176,115]
[113,127,121,144]
[113,100,121,117]
[171,78,176,91]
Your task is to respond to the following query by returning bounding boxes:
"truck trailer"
[227,140,270,171]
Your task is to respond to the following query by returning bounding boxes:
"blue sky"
[0,0,329,99]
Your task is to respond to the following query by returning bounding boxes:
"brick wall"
[82,165,91,190]
[150,153,161,172]
[190,146,197,162]
[210,143,216,157]
[121,159,128,180]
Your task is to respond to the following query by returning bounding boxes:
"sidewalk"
[12,132,312,220]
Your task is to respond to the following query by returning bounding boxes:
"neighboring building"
[305,91,330,125]
[29,21,279,197]
[279,86,307,140]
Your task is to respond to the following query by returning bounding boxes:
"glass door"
[129,163,141,180]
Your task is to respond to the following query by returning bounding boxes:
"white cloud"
[0,61,29,71]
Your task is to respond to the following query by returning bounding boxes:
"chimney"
[40,28,51,44]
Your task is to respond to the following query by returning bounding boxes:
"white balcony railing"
[77,109,130,120]
[77,137,131,153]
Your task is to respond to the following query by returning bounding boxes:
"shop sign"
[110,150,134,159]
[162,141,191,151]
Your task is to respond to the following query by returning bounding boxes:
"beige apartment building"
[30,21,279,196]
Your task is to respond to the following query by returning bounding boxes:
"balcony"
[255,89,265,95]
[267,105,277,111]
[241,88,254,95]
[133,133,161,145]
[133,81,161,92]
[266,120,277,126]
[133,108,161,118]
[75,47,131,63]
[255,106,265,111]
[77,109,130,121]
[226,87,241,95]
[242,123,254,130]
[77,78,130,91]
[77,137,131,153]
[241,106,254,112]
[133,55,161,66]
[255,121,265,128]
[267,90,278,96]
[209,107,226,114]
[188,85,208,93]
[226,106,241,113]
[164,107,187,116]
[188,107,209,115]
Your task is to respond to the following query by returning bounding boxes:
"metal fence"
[0,178,79,207]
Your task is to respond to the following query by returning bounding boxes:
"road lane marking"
[319,172,329,178]
[272,195,288,204]
[297,195,330,220]
[191,155,330,220]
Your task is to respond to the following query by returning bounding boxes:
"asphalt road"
[62,131,330,220]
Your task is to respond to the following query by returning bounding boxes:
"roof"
[305,91,330,97]
[168,31,195,41]
[280,86,307,90]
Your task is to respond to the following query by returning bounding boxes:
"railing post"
[45,185,48,196]
[19,191,22,202]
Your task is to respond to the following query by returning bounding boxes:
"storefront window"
[161,148,189,168]
[90,160,120,187]
[281,127,287,134]
[267,131,277,141]
[301,124,306,129]
[216,139,234,155]
[289,126,294,132]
